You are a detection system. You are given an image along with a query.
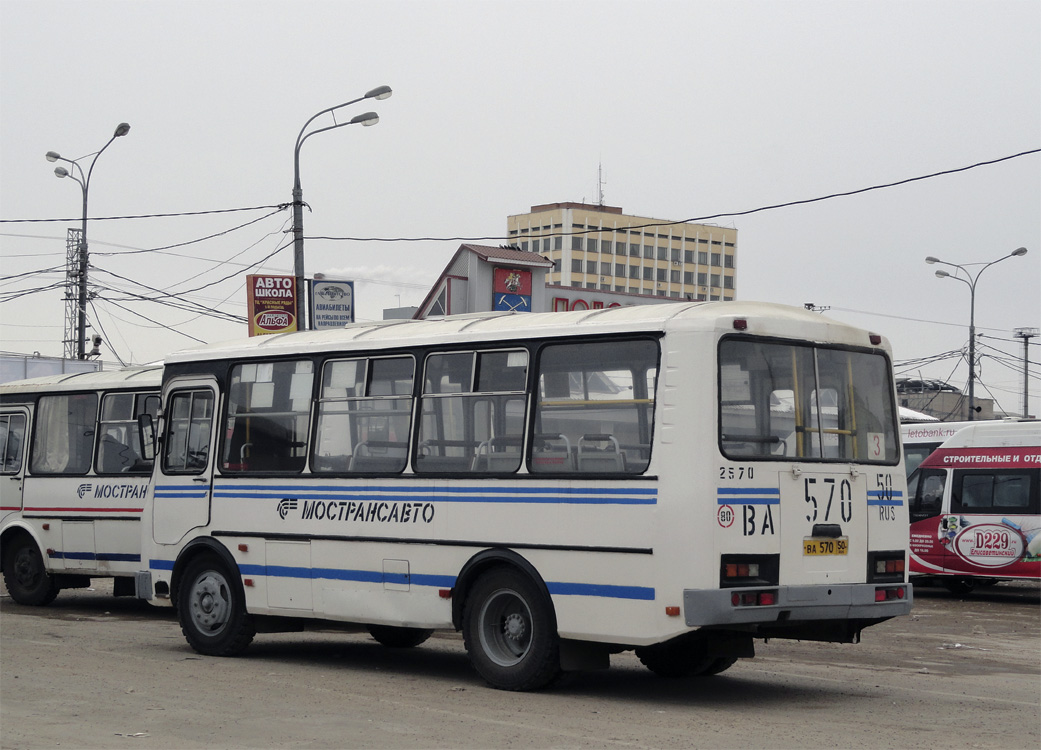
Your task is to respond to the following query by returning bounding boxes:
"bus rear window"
[719,339,898,464]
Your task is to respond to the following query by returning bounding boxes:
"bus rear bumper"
[683,583,913,628]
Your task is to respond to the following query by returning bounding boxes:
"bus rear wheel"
[462,567,561,691]
[636,635,736,678]
[177,554,255,656]
[367,625,434,648]
[2,533,59,606]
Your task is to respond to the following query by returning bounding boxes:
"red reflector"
[758,592,776,606]
[42,523,50,531]
[875,589,887,602]
[896,587,905,599]
[238,544,249,552]
[438,589,453,599]
[733,318,748,330]
[243,578,254,587]
[665,606,681,617]
[731,593,740,606]
[46,548,56,557]
[869,334,882,345]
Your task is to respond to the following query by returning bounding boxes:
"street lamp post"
[292,85,391,331]
[46,122,131,359]
[925,247,1028,420]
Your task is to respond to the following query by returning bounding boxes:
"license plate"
[803,537,848,556]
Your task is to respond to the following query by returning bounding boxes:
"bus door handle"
[192,476,209,483]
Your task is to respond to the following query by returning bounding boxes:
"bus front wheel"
[462,567,561,691]
[177,554,255,656]
[2,533,59,606]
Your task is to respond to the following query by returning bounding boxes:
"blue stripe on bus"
[157,484,656,505]
[547,581,655,600]
[212,489,656,506]
[867,490,904,507]
[215,484,657,496]
[154,487,209,498]
[161,560,647,601]
[717,487,780,505]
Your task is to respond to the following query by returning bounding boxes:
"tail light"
[868,551,906,583]
[731,590,777,607]
[875,586,906,602]
[720,554,779,588]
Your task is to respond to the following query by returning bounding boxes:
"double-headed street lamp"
[925,247,1028,420]
[46,122,131,359]
[292,85,391,330]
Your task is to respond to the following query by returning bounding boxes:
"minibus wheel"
[462,566,561,691]
[177,554,255,656]
[2,533,59,606]
[942,577,977,596]
[367,625,434,648]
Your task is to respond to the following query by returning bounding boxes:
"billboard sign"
[310,279,355,329]
[247,274,298,336]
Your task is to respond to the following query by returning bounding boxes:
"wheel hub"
[190,576,228,630]
[503,612,526,642]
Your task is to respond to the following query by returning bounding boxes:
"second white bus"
[1,366,161,604]
[137,302,911,690]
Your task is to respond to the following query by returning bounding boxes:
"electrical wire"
[0,204,290,224]
[305,149,1041,243]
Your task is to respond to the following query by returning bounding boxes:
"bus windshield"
[719,338,898,463]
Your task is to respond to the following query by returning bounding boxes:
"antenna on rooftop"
[596,162,606,206]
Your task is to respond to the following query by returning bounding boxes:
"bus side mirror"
[138,414,156,462]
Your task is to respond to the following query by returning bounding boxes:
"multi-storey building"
[507,202,737,301]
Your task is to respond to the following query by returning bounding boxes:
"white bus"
[1,366,161,604]
[908,420,1040,594]
[900,420,996,477]
[137,302,911,690]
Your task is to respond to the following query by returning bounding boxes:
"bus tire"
[177,554,255,656]
[462,566,561,691]
[942,577,976,596]
[367,625,434,648]
[700,656,739,675]
[636,635,726,678]
[2,533,60,606]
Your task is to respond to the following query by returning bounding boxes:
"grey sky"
[1,0,1038,415]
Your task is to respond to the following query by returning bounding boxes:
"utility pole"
[1013,327,1038,417]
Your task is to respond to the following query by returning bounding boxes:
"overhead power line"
[305,148,1041,243]
[0,203,289,224]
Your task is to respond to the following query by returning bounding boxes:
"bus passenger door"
[0,408,29,517]
[153,380,217,545]
[907,468,947,574]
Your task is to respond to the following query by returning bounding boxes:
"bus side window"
[163,390,214,474]
[0,413,26,474]
[909,468,945,522]
[953,470,1038,514]
[30,393,98,475]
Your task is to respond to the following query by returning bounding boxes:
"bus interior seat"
[531,433,573,472]
[577,434,625,473]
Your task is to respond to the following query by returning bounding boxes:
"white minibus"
[908,420,1040,594]
[1,366,160,604]
[137,302,911,690]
